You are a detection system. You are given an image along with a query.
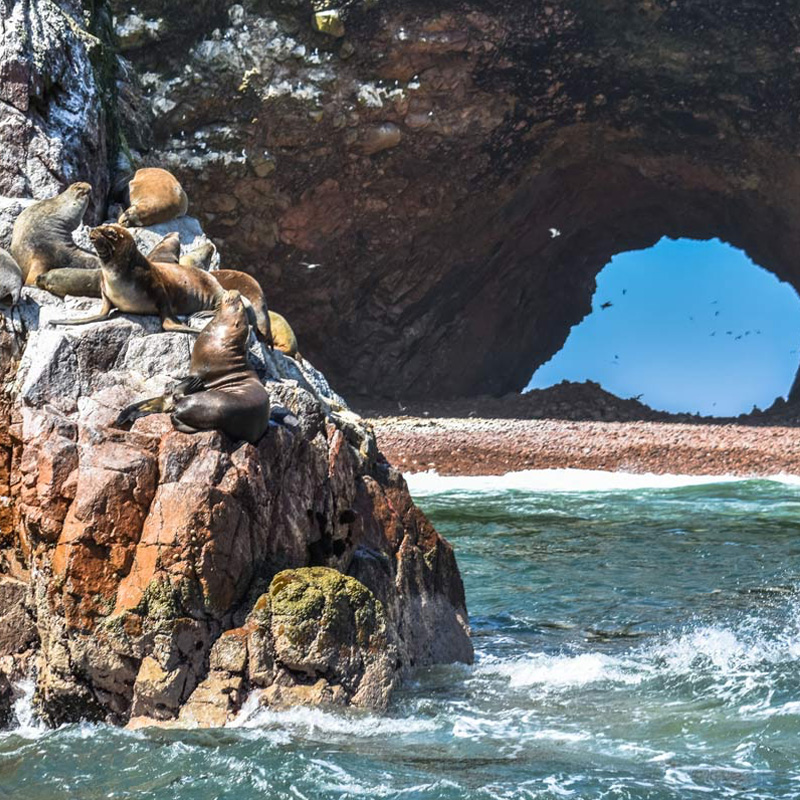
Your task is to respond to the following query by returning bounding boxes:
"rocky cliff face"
[104,0,800,399]
[0,0,115,239]
[0,262,471,726]
[3,2,797,399]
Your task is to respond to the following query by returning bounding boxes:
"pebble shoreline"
[369,417,800,477]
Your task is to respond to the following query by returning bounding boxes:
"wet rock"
[0,673,14,729]
[0,577,37,657]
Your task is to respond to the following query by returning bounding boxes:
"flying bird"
[600,301,613,310]
[549,228,561,238]
[622,289,627,295]
[301,261,321,270]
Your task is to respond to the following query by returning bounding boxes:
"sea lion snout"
[89,224,129,261]
[69,182,92,198]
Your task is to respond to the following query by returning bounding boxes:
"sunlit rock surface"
[0,286,471,726]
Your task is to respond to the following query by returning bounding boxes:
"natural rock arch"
[102,1,800,398]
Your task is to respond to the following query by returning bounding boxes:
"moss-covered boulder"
[256,567,399,711]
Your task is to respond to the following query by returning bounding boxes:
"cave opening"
[525,238,800,417]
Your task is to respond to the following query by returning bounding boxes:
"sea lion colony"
[3,169,304,444]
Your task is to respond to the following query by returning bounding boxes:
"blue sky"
[526,237,800,416]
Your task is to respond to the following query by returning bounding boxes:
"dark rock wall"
[106,0,800,399]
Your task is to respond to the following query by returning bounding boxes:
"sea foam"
[404,468,800,495]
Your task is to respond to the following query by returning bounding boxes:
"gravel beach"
[369,416,800,477]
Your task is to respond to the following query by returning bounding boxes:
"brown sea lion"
[118,168,188,227]
[51,225,270,336]
[179,241,216,271]
[213,269,273,347]
[0,248,23,306]
[36,268,102,298]
[146,231,181,264]
[269,310,302,360]
[114,290,271,444]
[10,183,100,285]
[37,233,184,299]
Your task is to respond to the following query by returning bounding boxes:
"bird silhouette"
[622,289,627,295]
[600,301,613,310]
[714,311,720,316]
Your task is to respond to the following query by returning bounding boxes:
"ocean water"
[2,470,800,799]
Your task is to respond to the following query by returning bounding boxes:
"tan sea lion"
[118,168,188,227]
[39,234,203,299]
[36,268,102,298]
[10,183,100,285]
[213,269,273,347]
[114,290,271,444]
[0,248,23,306]
[51,225,270,336]
[269,310,302,360]
[146,231,181,264]
[179,241,216,270]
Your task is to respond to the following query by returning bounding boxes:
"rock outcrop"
[0,260,472,726]
[105,0,800,399]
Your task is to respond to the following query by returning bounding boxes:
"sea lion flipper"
[147,232,181,264]
[114,395,176,429]
[189,310,216,322]
[162,317,202,335]
[174,374,205,398]
[51,298,114,326]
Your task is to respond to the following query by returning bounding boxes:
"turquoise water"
[2,472,800,799]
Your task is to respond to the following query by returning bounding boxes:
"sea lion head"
[217,289,247,331]
[117,205,141,228]
[62,181,92,221]
[89,224,136,266]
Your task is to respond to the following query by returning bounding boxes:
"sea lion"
[269,310,302,360]
[179,241,216,270]
[0,248,23,306]
[146,231,181,264]
[114,290,271,444]
[213,269,273,347]
[10,183,100,285]
[51,225,271,336]
[36,268,102,298]
[118,168,188,227]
